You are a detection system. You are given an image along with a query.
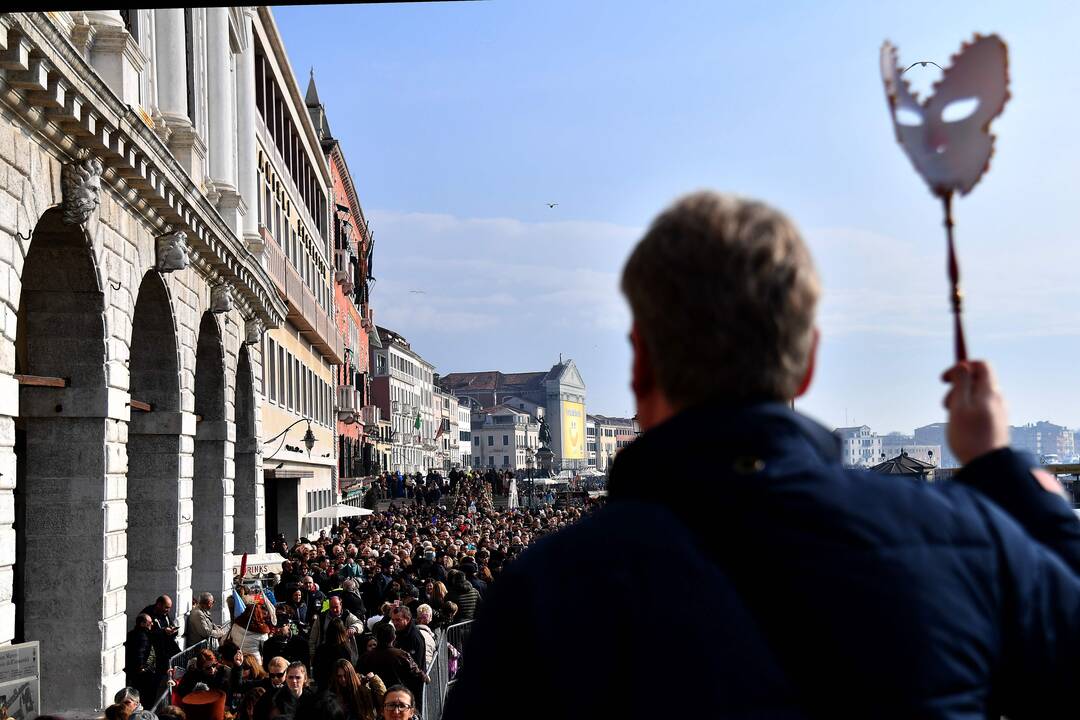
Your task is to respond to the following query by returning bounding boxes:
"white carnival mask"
[881,34,1010,196]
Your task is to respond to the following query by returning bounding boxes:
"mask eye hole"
[941,97,980,123]
[895,107,923,127]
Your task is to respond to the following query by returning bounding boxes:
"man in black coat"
[444,191,1080,720]
[123,614,160,705]
[389,605,427,671]
[139,595,181,673]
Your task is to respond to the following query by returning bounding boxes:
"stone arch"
[233,344,259,553]
[192,311,229,607]
[126,271,185,622]
[14,206,110,708]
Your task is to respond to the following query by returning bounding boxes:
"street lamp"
[263,417,316,457]
[525,447,535,509]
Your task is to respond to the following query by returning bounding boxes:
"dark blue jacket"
[444,403,1080,719]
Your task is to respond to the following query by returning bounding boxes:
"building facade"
[369,326,436,473]
[589,414,637,471]
[441,358,586,470]
[251,9,343,545]
[470,405,540,470]
[0,9,295,709]
[306,72,375,487]
[457,397,472,467]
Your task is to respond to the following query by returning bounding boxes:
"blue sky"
[275,0,1080,434]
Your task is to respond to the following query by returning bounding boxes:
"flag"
[415,412,422,444]
[263,587,278,608]
[232,588,246,617]
[239,553,248,578]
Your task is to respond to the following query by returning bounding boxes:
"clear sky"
[274,0,1080,434]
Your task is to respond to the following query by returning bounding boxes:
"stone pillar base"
[89,25,145,107]
[170,123,207,187]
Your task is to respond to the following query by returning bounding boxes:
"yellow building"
[252,10,344,542]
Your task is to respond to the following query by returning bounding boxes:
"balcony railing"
[335,248,355,294]
[337,385,360,421]
[360,405,381,426]
[261,224,345,364]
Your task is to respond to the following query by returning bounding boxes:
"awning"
[304,503,373,520]
[264,468,315,480]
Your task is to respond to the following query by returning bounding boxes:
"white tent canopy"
[303,503,373,520]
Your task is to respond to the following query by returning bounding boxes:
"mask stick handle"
[941,191,968,362]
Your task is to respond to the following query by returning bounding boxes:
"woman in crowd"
[380,686,417,720]
[327,658,386,720]
[313,618,357,689]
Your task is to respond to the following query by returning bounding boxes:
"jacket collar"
[609,402,840,500]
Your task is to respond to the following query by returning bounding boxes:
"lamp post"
[263,417,316,457]
[525,447,535,509]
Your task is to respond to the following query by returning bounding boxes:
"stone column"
[153,10,188,132]
[205,7,242,234]
[236,12,261,253]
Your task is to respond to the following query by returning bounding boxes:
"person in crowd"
[226,589,276,663]
[327,658,385,720]
[413,605,437,670]
[309,596,363,665]
[312,618,357,689]
[444,570,479,621]
[380,686,417,720]
[123,613,160,704]
[285,661,309,698]
[176,647,236,697]
[185,592,228,647]
[156,705,187,720]
[140,595,182,673]
[258,656,290,693]
[303,575,327,619]
[459,559,487,600]
[356,624,428,703]
[389,606,426,672]
[114,687,142,715]
[242,653,267,684]
[235,686,265,720]
[444,190,1080,719]
[334,578,368,625]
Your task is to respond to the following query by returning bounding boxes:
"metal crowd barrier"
[418,620,474,720]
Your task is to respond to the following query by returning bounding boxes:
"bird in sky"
[903,60,943,73]
[546,202,558,208]
[409,289,427,294]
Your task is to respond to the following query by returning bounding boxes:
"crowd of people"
[110,472,593,719]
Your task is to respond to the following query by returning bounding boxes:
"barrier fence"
[418,620,474,720]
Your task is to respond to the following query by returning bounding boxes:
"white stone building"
[0,9,295,710]
[456,396,472,468]
[369,325,435,474]
[471,404,540,470]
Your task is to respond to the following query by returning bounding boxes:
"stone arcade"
[0,11,286,711]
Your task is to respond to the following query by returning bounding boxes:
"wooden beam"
[128,400,152,412]
[14,374,68,388]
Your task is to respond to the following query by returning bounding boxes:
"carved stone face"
[61,157,104,225]
[211,284,233,313]
[155,231,190,273]
[244,318,263,345]
[881,35,1009,196]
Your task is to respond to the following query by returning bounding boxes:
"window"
[487,436,493,446]
[503,434,509,445]
[488,456,494,466]
[503,455,509,466]
[264,341,274,403]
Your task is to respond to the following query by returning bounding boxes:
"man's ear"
[794,327,819,399]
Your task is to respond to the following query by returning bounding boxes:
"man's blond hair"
[621,191,820,406]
